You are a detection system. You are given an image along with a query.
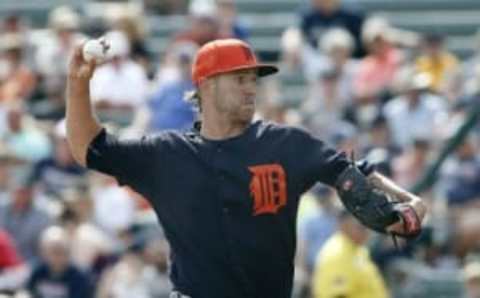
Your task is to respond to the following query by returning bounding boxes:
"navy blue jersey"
[86,120,350,298]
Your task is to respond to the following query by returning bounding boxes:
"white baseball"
[82,38,110,64]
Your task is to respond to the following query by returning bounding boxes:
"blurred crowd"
[0,0,478,297]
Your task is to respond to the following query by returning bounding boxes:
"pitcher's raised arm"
[66,44,103,167]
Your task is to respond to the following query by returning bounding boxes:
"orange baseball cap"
[192,39,278,85]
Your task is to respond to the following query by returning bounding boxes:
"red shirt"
[0,229,23,268]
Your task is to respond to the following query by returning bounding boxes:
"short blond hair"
[40,226,69,250]
[320,28,354,54]
[362,17,392,46]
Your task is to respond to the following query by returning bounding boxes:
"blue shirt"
[86,120,350,298]
[299,210,337,273]
[442,156,480,205]
[148,79,196,132]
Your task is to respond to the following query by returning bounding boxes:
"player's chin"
[236,105,255,123]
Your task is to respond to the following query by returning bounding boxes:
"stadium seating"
[2,0,478,61]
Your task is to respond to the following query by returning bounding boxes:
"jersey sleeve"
[86,129,161,195]
[293,128,350,188]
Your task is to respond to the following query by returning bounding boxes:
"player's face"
[213,69,258,123]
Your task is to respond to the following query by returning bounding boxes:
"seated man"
[440,133,480,258]
[300,0,365,58]
[27,226,94,298]
[89,31,149,125]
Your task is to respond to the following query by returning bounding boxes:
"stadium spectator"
[0,104,51,163]
[30,120,86,201]
[328,121,359,155]
[215,0,249,40]
[0,33,36,104]
[383,72,447,148]
[27,226,94,298]
[59,189,113,273]
[439,133,480,258]
[108,8,151,72]
[311,210,389,298]
[147,41,197,132]
[354,18,403,103]
[361,114,400,177]
[279,27,304,75]
[392,138,432,189]
[96,232,171,298]
[35,6,84,91]
[462,29,480,97]
[90,173,136,238]
[141,238,171,297]
[296,186,338,280]
[1,15,25,35]
[173,14,220,47]
[304,28,357,102]
[32,6,85,121]
[0,167,52,264]
[301,62,354,137]
[300,0,365,57]
[90,30,149,125]
[416,33,459,96]
[0,229,29,293]
[441,133,480,207]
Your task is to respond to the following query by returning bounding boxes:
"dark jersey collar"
[190,120,261,144]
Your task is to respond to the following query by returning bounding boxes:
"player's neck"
[200,116,250,140]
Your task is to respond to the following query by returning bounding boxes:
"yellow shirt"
[312,233,389,298]
[415,52,459,91]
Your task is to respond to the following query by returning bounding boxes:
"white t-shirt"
[92,184,136,235]
[384,92,447,148]
[90,60,149,107]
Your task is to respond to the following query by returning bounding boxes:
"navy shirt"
[86,120,350,298]
[300,8,365,57]
[30,158,86,199]
[27,263,93,298]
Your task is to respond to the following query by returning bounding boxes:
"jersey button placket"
[217,145,226,181]
[214,145,255,298]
